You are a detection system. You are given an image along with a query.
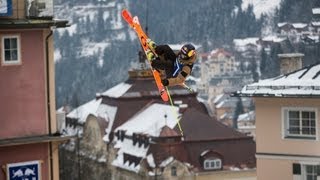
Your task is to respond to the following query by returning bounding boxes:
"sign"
[0,0,12,16]
[7,160,41,180]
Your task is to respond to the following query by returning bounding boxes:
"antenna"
[145,0,149,35]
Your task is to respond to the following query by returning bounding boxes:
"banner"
[0,0,12,16]
[7,160,41,180]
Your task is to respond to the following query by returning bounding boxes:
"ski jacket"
[154,45,196,86]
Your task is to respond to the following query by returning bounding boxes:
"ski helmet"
[178,44,196,60]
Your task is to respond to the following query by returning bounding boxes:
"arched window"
[204,158,222,170]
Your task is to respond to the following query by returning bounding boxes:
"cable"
[166,86,184,137]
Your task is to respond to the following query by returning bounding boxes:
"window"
[283,108,317,140]
[305,165,317,180]
[204,159,222,170]
[171,166,177,176]
[292,163,320,180]
[2,35,21,65]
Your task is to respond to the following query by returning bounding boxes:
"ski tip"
[121,9,133,24]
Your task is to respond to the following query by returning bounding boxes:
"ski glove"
[162,79,169,86]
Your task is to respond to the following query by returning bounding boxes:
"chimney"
[278,53,304,75]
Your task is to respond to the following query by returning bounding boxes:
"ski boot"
[146,50,156,61]
[147,39,156,51]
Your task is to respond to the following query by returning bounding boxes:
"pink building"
[0,0,71,179]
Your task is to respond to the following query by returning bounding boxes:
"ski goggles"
[178,50,195,60]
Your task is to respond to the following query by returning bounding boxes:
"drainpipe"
[45,29,54,180]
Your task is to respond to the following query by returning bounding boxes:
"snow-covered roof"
[66,98,117,141]
[237,111,255,122]
[233,37,259,47]
[67,98,102,123]
[262,36,286,43]
[312,8,320,15]
[237,63,320,97]
[277,22,288,28]
[114,103,179,136]
[111,103,180,173]
[213,94,225,104]
[292,23,307,29]
[101,82,132,98]
[311,21,320,26]
[278,53,304,58]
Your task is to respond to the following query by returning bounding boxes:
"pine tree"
[233,97,244,129]
[260,48,268,79]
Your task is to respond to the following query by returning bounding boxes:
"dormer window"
[171,166,177,176]
[204,158,222,170]
[2,35,21,65]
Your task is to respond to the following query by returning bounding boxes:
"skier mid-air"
[146,40,197,87]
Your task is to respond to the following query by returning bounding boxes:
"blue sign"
[0,0,12,16]
[7,160,40,180]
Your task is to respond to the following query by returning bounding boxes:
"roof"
[114,103,179,137]
[66,67,256,173]
[0,19,69,29]
[235,63,320,97]
[180,108,248,141]
[312,8,320,15]
[100,77,195,99]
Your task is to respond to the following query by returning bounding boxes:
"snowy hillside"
[242,0,281,18]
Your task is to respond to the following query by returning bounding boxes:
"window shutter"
[293,163,301,175]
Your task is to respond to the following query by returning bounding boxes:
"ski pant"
[151,58,174,78]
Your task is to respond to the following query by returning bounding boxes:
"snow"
[237,111,255,122]
[312,8,320,15]
[262,36,286,43]
[242,0,281,18]
[159,156,174,167]
[233,37,259,47]
[311,21,320,26]
[200,150,210,156]
[115,103,180,136]
[102,82,132,98]
[292,23,307,29]
[111,103,180,173]
[67,98,102,123]
[54,49,62,62]
[111,138,149,173]
[80,42,110,63]
[239,64,320,96]
[213,94,224,104]
[56,24,77,37]
[147,154,156,168]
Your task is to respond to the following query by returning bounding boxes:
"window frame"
[1,35,21,65]
[203,158,222,170]
[282,107,318,140]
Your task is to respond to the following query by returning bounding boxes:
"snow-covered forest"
[54,0,320,108]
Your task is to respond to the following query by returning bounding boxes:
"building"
[61,58,257,179]
[235,55,320,179]
[0,0,71,179]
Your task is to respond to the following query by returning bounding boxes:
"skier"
[147,40,197,87]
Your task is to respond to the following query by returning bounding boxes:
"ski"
[121,9,169,102]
